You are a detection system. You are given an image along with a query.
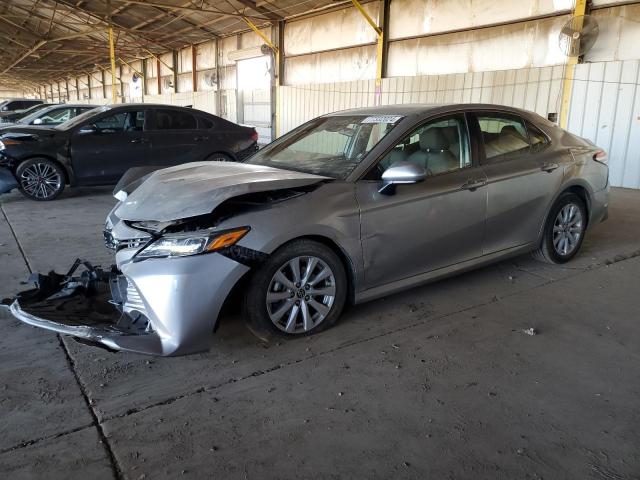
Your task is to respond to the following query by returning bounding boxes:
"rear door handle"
[194,135,210,142]
[130,138,148,144]
[460,178,487,191]
[541,162,560,172]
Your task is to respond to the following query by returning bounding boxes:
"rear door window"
[153,109,197,130]
[477,113,531,162]
[93,110,145,133]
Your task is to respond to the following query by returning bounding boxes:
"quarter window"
[198,116,214,129]
[373,115,471,179]
[478,114,530,161]
[154,109,197,130]
[527,122,550,154]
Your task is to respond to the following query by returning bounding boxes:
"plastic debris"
[522,327,538,336]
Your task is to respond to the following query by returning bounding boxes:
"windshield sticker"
[361,115,403,124]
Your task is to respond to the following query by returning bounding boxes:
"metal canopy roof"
[0,0,347,89]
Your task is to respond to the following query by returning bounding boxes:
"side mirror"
[78,124,97,135]
[379,161,427,195]
[32,118,42,125]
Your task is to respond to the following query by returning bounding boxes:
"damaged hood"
[114,161,329,222]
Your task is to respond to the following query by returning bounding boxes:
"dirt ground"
[0,186,639,480]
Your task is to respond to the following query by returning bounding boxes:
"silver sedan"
[3,104,609,355]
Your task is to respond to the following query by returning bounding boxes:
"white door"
[237,55,272,144]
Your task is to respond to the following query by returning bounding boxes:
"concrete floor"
[0,186,639,480]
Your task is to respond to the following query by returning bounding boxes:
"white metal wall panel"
[387,15,569,77]
[279,64,565,134]
[285,45,377,85]
[389,0,573,40]
[588,5,640,63]
[285,3,379,56]
[196,40,216,70]
[556,60,640,189]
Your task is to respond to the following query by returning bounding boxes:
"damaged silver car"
[2,104,609,355]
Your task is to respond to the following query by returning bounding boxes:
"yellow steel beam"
[109,26,118,103]
[242,18,278,52]
[559,0,588,129]
[119,57,144,78]
[351,0,383,97]
[143,48,174,72]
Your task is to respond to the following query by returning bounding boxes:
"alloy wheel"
[553,203,583,256]
[266,255,336,334]
[19,162,62,199]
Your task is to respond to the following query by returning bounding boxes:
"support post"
[559,0,588,129]
[173,50,179,92]
[192,44,198,93]
[107,0,118,103]
[243,17,280,139]
[157,58,162,94]
[351,0,383,104]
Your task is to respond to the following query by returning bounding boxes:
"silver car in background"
[3,104,609,355]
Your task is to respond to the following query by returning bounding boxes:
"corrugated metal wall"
[278,60,640,189]
[278,64,566,133]
[568,60,640,189]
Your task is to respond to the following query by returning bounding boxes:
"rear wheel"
[16,158,65,201]
[242,240,347,341]
[533,193,587,264]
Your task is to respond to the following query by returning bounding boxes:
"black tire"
[242,239,347,341]
[206,152,233,162]
[533,192,587,264]
[16,158,66,201]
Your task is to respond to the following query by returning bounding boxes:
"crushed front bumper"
[3,254,250,356]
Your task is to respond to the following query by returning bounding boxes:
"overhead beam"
[110,0,270,21]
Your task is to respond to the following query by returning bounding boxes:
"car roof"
[329,103,540,118]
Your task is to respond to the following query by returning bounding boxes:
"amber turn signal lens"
[206,227,250,251]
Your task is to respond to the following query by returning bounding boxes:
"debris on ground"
[522,327,538,336]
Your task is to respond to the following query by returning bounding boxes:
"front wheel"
[16,158,65,201]
[533,192,587,264]
[242,240,347,341]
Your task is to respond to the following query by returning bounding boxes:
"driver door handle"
[460,178,487,191]
[130,138,148,144]
[541,162,560,172]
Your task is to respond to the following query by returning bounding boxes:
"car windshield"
[55,105,108,130]
[247,114,403,179]
[14,103,50,121]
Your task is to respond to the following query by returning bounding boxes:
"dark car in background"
[0,98,44,115]
[0,103,259,200]
[0,103,52,124]
[0,103,98,129]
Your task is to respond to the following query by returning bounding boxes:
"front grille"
[103,229,148,251]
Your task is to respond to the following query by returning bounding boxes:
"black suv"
[0,104,259,200]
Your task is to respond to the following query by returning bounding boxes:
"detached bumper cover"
[0,166,18,194]
[3,254,249,356]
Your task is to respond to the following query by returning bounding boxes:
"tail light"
[593,150,608,165]
[250,129,258,142]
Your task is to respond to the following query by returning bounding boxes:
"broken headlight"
[135,227,250,259]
